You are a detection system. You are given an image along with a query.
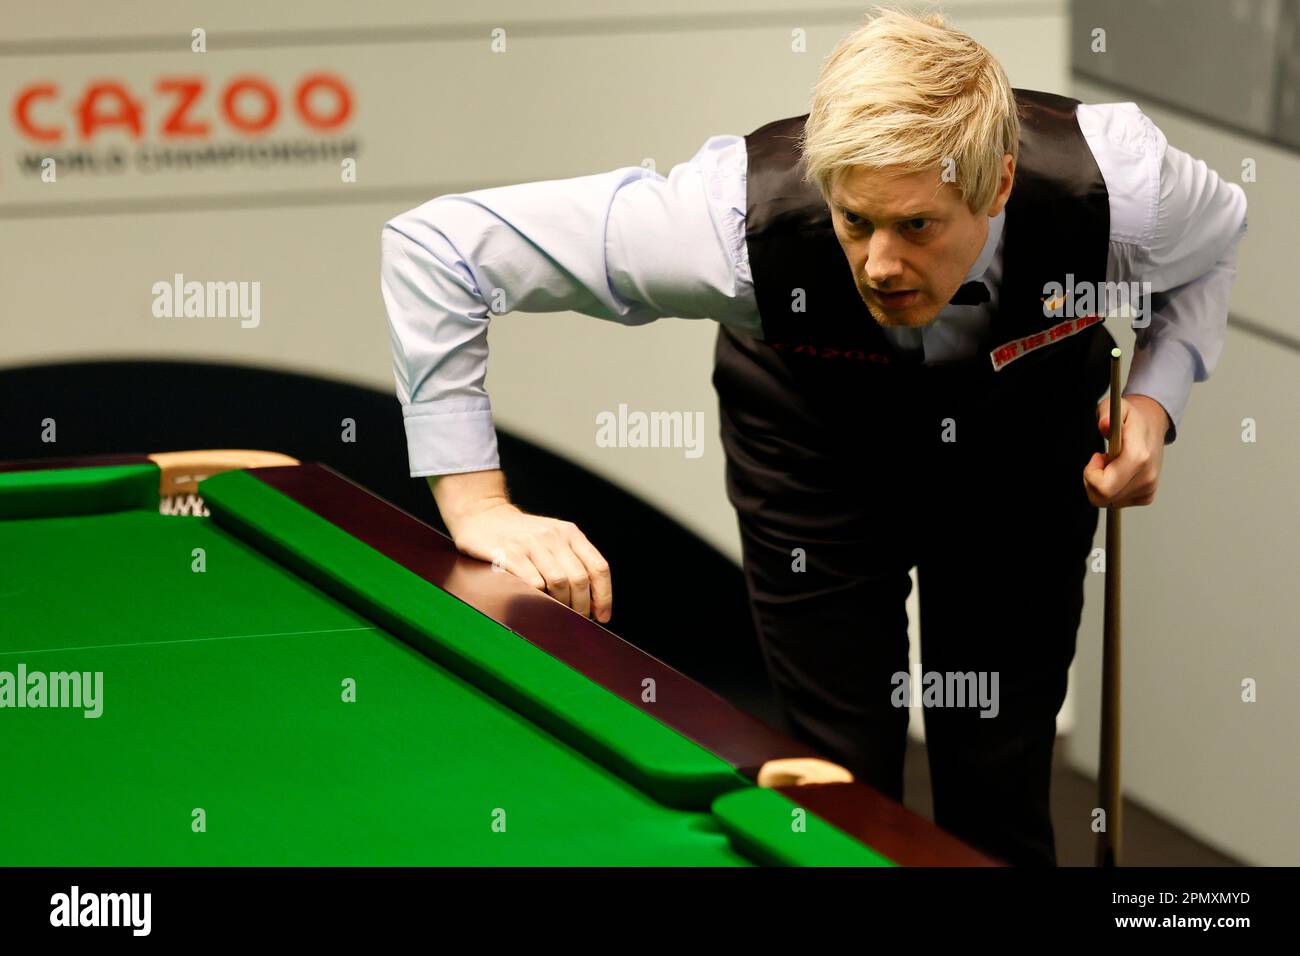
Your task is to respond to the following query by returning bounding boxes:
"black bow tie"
[949,280,991,306]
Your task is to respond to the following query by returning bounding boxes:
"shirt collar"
[966,208,1005,283]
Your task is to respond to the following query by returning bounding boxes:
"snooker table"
[0,452,996,867]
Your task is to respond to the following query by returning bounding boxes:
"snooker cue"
[1096,347,1124,867]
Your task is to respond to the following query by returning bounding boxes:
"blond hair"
[800,6,1020,214]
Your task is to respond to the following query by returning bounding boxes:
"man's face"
[828,157,1013,329]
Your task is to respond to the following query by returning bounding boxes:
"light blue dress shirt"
[381,102,1248,477]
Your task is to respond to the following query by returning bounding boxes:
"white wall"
[1067,78,1296,866]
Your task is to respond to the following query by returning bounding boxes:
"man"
[380,9,1246,864]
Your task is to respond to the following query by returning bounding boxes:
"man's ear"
[988,153,1015,217]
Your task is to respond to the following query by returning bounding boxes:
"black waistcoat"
[741,89,1115,383]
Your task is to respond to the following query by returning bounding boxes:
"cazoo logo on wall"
[9,72,359,181]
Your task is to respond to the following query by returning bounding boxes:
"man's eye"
[905,218,931,232]
[841,209,863,227]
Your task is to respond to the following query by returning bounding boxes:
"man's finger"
[526,542,573,608]
[551,545,592,618]
[498,547,547,591]
[1083,451,1128,497]
[1084,445,1147,506]
[1096,397,1131,436]
[568,535,613,622]
[1082,453,1110,506]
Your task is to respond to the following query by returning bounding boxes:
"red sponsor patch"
[989,314,1102,371]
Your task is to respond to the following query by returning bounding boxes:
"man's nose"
[863,235,905,285]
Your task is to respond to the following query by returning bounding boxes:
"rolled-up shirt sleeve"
[1122,229,1243,443]
[1085,102,1249,444]
[379,135,756,477]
